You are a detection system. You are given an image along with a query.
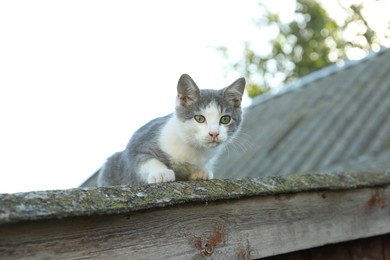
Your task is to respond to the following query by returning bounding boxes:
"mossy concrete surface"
[1,170,389,224]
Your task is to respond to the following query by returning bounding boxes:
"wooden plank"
[0,187,389,259]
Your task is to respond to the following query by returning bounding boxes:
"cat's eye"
[220,115,231,125]
[194,115,206,123]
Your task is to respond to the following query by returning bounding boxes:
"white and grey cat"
[97,74,246,186]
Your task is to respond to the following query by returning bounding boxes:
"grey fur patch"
[98,114,172,186]
[177,74,200,106]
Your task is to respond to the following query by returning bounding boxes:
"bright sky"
[0,1,387,193]
[0,0,276,193]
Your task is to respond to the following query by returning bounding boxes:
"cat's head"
[175,74,246,149]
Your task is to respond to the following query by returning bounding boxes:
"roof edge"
[249,47,389,108]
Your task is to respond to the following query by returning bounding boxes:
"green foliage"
[246,82,268,98]
[220,0,390,98]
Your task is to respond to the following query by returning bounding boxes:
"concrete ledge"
[1,170,390,224]
[1,170,390,259]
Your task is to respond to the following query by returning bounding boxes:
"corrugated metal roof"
[215,49,390,178]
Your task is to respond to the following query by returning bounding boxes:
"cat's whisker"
[222,141,232,158]
[226,131,252,154]
[236,129,254,151]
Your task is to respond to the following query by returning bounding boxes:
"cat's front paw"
[190,169,213,181]
[148,169,175,184]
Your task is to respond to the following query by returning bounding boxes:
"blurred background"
[0,0,389,193]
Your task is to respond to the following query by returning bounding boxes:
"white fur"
[198,102,230,145]
[139,158,175,183]
[159,115,214,166]
[159,102,229,166]
[146,102,231,183]
[190,169,214,180]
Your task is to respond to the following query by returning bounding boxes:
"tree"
[219,0,390,98]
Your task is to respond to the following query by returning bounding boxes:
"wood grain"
[0,187,389,259]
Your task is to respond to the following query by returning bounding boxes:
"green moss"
[1,170,389,224]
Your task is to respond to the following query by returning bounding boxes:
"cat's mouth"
[207,140,221,148]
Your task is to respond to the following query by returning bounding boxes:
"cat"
[97,74,246,186]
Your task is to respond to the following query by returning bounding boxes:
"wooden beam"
[1,186,389,259]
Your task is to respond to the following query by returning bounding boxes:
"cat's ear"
[223,77,246,108]
[177,74,200,106]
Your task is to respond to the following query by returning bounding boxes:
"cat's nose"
[209,131,219,139]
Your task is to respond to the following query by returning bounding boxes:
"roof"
[215,49,390,179]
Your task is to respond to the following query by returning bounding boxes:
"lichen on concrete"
[1,170,390,224]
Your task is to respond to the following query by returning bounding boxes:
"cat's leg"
[190,168,213,181]
[139,158,175,183]
[97,152,123,186]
